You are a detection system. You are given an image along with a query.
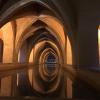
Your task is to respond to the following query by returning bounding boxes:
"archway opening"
[45,52,57,74]
[45,53,57,74]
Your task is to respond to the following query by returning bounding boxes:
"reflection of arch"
[27,38,63,94]
[16,32,63,95]
[39,48,59,81]
[15,17,62,94]
[39,49,58,80]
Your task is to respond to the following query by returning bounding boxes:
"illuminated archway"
[0,0,73,97]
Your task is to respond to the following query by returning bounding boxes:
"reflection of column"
[0,22,14,96]
[0,77,12,96]
[67,77,72,98]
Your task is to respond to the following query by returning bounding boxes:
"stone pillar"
[17,42,29,95]
[73,1,100,98]
[67,36,72,65]
[0,22,14,96]
[0,39,3,62]
[29,49,33,86]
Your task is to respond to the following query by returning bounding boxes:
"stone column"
[0,22,14,96]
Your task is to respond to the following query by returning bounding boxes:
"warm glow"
[17,74,19,86]
[1,22,14,63]
[29,49,33,63]
[98,26,100,65]
[0,22,14,96]
[40,15,65,47]
[66,36,72,98]
[0,1,75,97]
[67,36,72,64]
[15,15,37,46]
[18,51,20,62]
[0,29,2,39]
[28,69,33,86]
